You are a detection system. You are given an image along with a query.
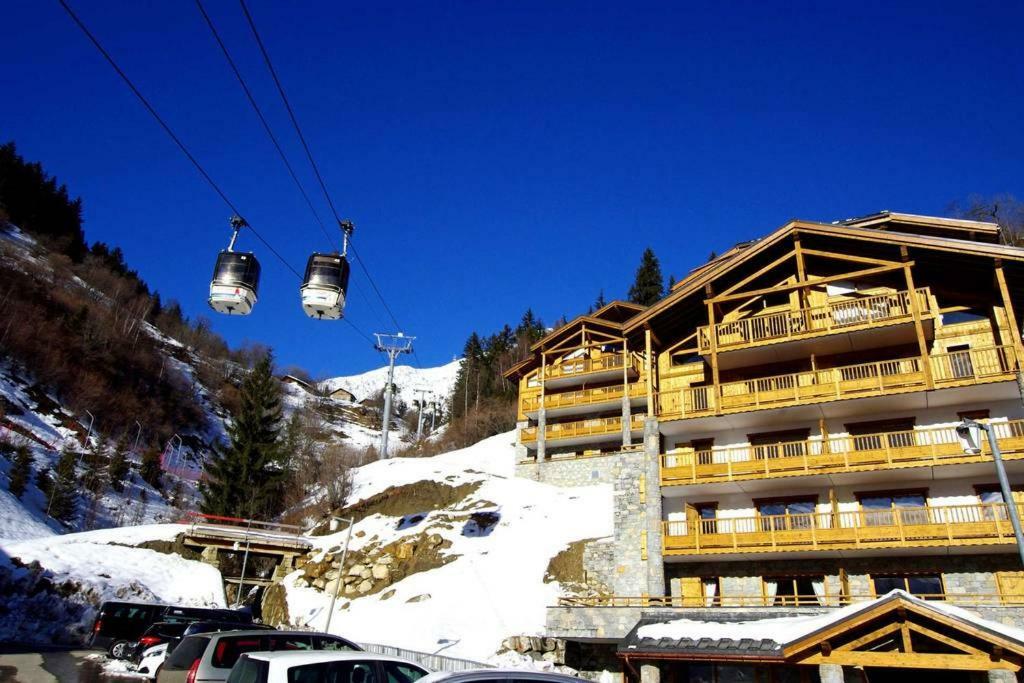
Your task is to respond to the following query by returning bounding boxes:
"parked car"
[226,651,429,683]
[137,644,170,680]
[90,601,170,653]
[157,630,361,683]
[417,671,582,683]
[115,622,192,661]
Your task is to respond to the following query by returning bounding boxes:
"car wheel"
[109,640,131,659]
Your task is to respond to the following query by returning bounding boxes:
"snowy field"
[284,431,614,663]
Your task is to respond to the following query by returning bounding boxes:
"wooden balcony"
[521,382,647,418]
[661,420,1024,485]
[697,288,932,355]
[663,502,1024,556]
[542,353,640,389]
[521,414,646,449]
[557,592,1024,608]
[659,345,1017,420]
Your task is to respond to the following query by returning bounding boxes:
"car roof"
[418,670,581,683]
[241,651,419,666]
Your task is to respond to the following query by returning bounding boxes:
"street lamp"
[324,516,355,634]
[957,418,1024,566]
[132,421,143,455]
[165,434,182,470]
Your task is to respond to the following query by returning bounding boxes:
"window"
[382,662,429,683]
[975,484,1024,520]
[958,409,990,421]
[694,503,718,534]
[857,490,927,526]
[947,344,975,379]
[873,574,943,599]
[942,309,987,325]
[748,429,810,460]
[226,657,269,683]
[287,660,381,683]
[846,418,916,451]
[671,353,703,367]
[690,438,715,465]
[314,636,359,651]
[755,497,817,531]
[767,576,825,606]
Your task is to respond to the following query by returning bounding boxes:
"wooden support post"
[819,417,830,454]
[645,328,655,417]
[794,234,809,323]
[538,352,547,460]
[902,247,933,388]
[622,337,631,448]
[705,286,720,414]
[995,259,1024,367]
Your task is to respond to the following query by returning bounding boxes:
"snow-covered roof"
[627,590,1024,657]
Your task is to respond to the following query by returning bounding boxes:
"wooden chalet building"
[506,212,1024,683]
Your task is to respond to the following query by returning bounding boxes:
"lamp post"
[324,516,354,634]
[165,434,182,470]
[957,418,1024,566]
[132,420,143,455]
[233,519,253,609]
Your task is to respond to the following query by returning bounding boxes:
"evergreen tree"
[83,435,109,495]
[628,248,665,306]
[594,289,607,311]
[707,250,718,262]
[201,352,288,519]
[8,444,33,499]
[108,435,130,493]
[49,446,78,523]
[667,274,677,290]
[140,444,163,490]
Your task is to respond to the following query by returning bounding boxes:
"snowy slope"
[0,523,226,644]
[282,431,613,662]
[323,359,461,407]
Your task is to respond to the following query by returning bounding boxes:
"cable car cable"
[194,0,338,253]
[57,0,303,281]
[238,0,412,339]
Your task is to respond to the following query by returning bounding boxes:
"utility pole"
[415,388,429,441]
[374,333,415,459]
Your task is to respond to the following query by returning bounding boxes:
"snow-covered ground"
[0,523,226,644]
[323,359,461,408]
[283,431,613,662]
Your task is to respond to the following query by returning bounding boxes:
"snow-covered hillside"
[0,523,226,644]
[324,359,461,408]
[280,431,613,663]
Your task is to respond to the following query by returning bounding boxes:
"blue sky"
[4,1,1022,377]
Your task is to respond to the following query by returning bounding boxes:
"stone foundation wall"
[514,452,623,488]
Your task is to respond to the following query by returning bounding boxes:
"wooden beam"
[908,622,988,657]
[705,290,720,414]
[799,247,901,268]
[709,263,908,304]
[835,622,902,651]
[718,249,795,298]
[644,327,654,418]
[995,259,1024,364]
[794,234,808,312]
[801,651,1018,671]
[901,253,934,389]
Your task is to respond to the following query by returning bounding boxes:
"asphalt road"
[0,647,136,682]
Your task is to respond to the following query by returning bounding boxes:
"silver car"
[417,671,582,683]
[156,629,360,682]
[227,651,429,683]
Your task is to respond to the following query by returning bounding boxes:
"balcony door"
[756,497,817,531]
[749,428,810,461]
[846,417,917,453]
[857,489,928,526]
[947,344,975,379]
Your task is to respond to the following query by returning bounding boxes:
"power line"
[194,0,337,253]
[343,318,374,345]
[237,0,415,355]
[57,0,302,281]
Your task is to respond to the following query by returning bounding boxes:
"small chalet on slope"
[506,212,1024,683]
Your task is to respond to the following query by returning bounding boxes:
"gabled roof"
[624,217,1024,333]
[621,590,1024,668]
[839,210,1001,242]
[528,300,640,353]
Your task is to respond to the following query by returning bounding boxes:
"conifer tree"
[8,444,33,499]
[83,435,109,495]
[628,248,665,306]
[667,274,676,290]
[201,352,287,519]
[108,435,130,493]
[594,289,607,311]
[49,446,78,523]
[140,445,163,490]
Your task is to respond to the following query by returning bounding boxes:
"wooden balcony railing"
[663,502,1024,555]
[697,288,932,352]
[660,345,1017,419]
[661,419,1024,484]
[542,353,639,382]
[521,414,646,444]
[557,593,1024,608]
[521,383,646,414]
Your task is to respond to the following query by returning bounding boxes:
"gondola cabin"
[300,252,351,319]
[208,251,260,315]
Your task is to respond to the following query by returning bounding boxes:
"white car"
[418,671,582,683]
[137,643,169,679]
[227,651,430,683]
